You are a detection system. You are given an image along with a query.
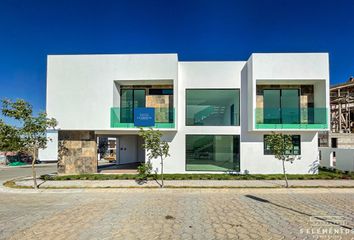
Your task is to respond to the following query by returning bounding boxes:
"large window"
[120,89,145,123]
[264,135,301,155]
[263,89,300,124]
[186,89,240,126]
[186,135,240,171]
[120,87,173,124]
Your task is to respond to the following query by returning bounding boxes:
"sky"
[0,0,353,114]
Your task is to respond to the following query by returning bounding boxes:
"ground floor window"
[186,135,240,171]
[264,135,301,155]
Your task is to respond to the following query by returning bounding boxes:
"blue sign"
[134,108,155,127]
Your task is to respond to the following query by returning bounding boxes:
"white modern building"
[40,53,330,174]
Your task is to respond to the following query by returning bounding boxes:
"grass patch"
[41,167,354,181]
[3,180,33,189]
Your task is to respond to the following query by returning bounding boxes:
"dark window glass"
[331,138,338,148]
[264,90,281,124]
[186,135,240,171]
[149,89,173,95]
[121,89,133,123]
[120,89,145,123]
[264,135,301,155]
[186,89,240,126]
[263,89,300,124]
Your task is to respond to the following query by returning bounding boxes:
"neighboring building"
[318,77,354,172]
[39,53,330,174]
[323,77,354,149]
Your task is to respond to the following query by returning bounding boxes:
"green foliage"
[138,128,170,161]
[137,162,153,181]
[138,128,170,187]
[264,132,299,187]
[0,99,57,154]
[0,98,57,189]
[264,133,294,162]
[0,119,22,152]
[42,168,354,181]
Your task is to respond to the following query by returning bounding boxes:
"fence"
[319,147,354,172]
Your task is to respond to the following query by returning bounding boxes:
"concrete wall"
[319,147,354,172]
[47,54,178,130]
[329,133,354,149]
[38,130,58,162]
[154,62,244,174]
[241,131,319,174]
[46,53,329,174]
[249,53,330,131]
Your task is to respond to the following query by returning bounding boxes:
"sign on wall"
[134,108,155,127]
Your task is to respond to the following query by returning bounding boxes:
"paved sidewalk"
[1,188,354,239]
[12,178,354,188]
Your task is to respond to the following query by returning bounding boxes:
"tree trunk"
[4,152,8,165]
[160,156,164,188]
[282,159,288,188]
[32,149,38,189]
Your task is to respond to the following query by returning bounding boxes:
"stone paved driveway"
[0,189,353,240]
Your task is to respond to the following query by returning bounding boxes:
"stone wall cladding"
[58,131,97,175]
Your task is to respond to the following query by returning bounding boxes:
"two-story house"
[39,53,330,174]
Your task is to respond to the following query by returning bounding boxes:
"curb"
[3,179,354,192]
[0,163,57,169]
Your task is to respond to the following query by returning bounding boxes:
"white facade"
[42,53,330,174]
[38,130,58,162]
[319,147,354,172]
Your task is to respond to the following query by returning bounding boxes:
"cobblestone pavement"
[0,189,353,240]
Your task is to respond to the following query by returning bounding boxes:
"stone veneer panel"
[58,131,97,175]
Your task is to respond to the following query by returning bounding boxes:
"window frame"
[262,88,301,124]
[185,134,240,172]
[263,134,301,155]
[185,88,240,126]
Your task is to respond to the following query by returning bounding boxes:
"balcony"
[111,107,175,129]
[255,108,328,130]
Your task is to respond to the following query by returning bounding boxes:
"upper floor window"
[186,89,240,126]
[120,86,173,124]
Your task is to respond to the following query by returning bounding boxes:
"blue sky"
[0,0,353,114]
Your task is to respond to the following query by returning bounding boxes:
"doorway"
[116,135,145,165]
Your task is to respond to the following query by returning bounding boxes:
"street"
[0,188,353,240]
[0,164,57,182]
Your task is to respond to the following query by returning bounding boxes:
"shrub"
[137,162,152,181]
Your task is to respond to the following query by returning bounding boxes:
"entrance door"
[118,136,137,164]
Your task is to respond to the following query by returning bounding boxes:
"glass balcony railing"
[255,108,328,129]
[111,107,175,128]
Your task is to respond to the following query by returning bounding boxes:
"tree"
[139,128,170,188]
[264,132,296,188]
[0,119,22,164]
[0,99,57,189]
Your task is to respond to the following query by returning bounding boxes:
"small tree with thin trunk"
[0,99,57,189]
[139,128,170,188]
[264,132,296,188]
